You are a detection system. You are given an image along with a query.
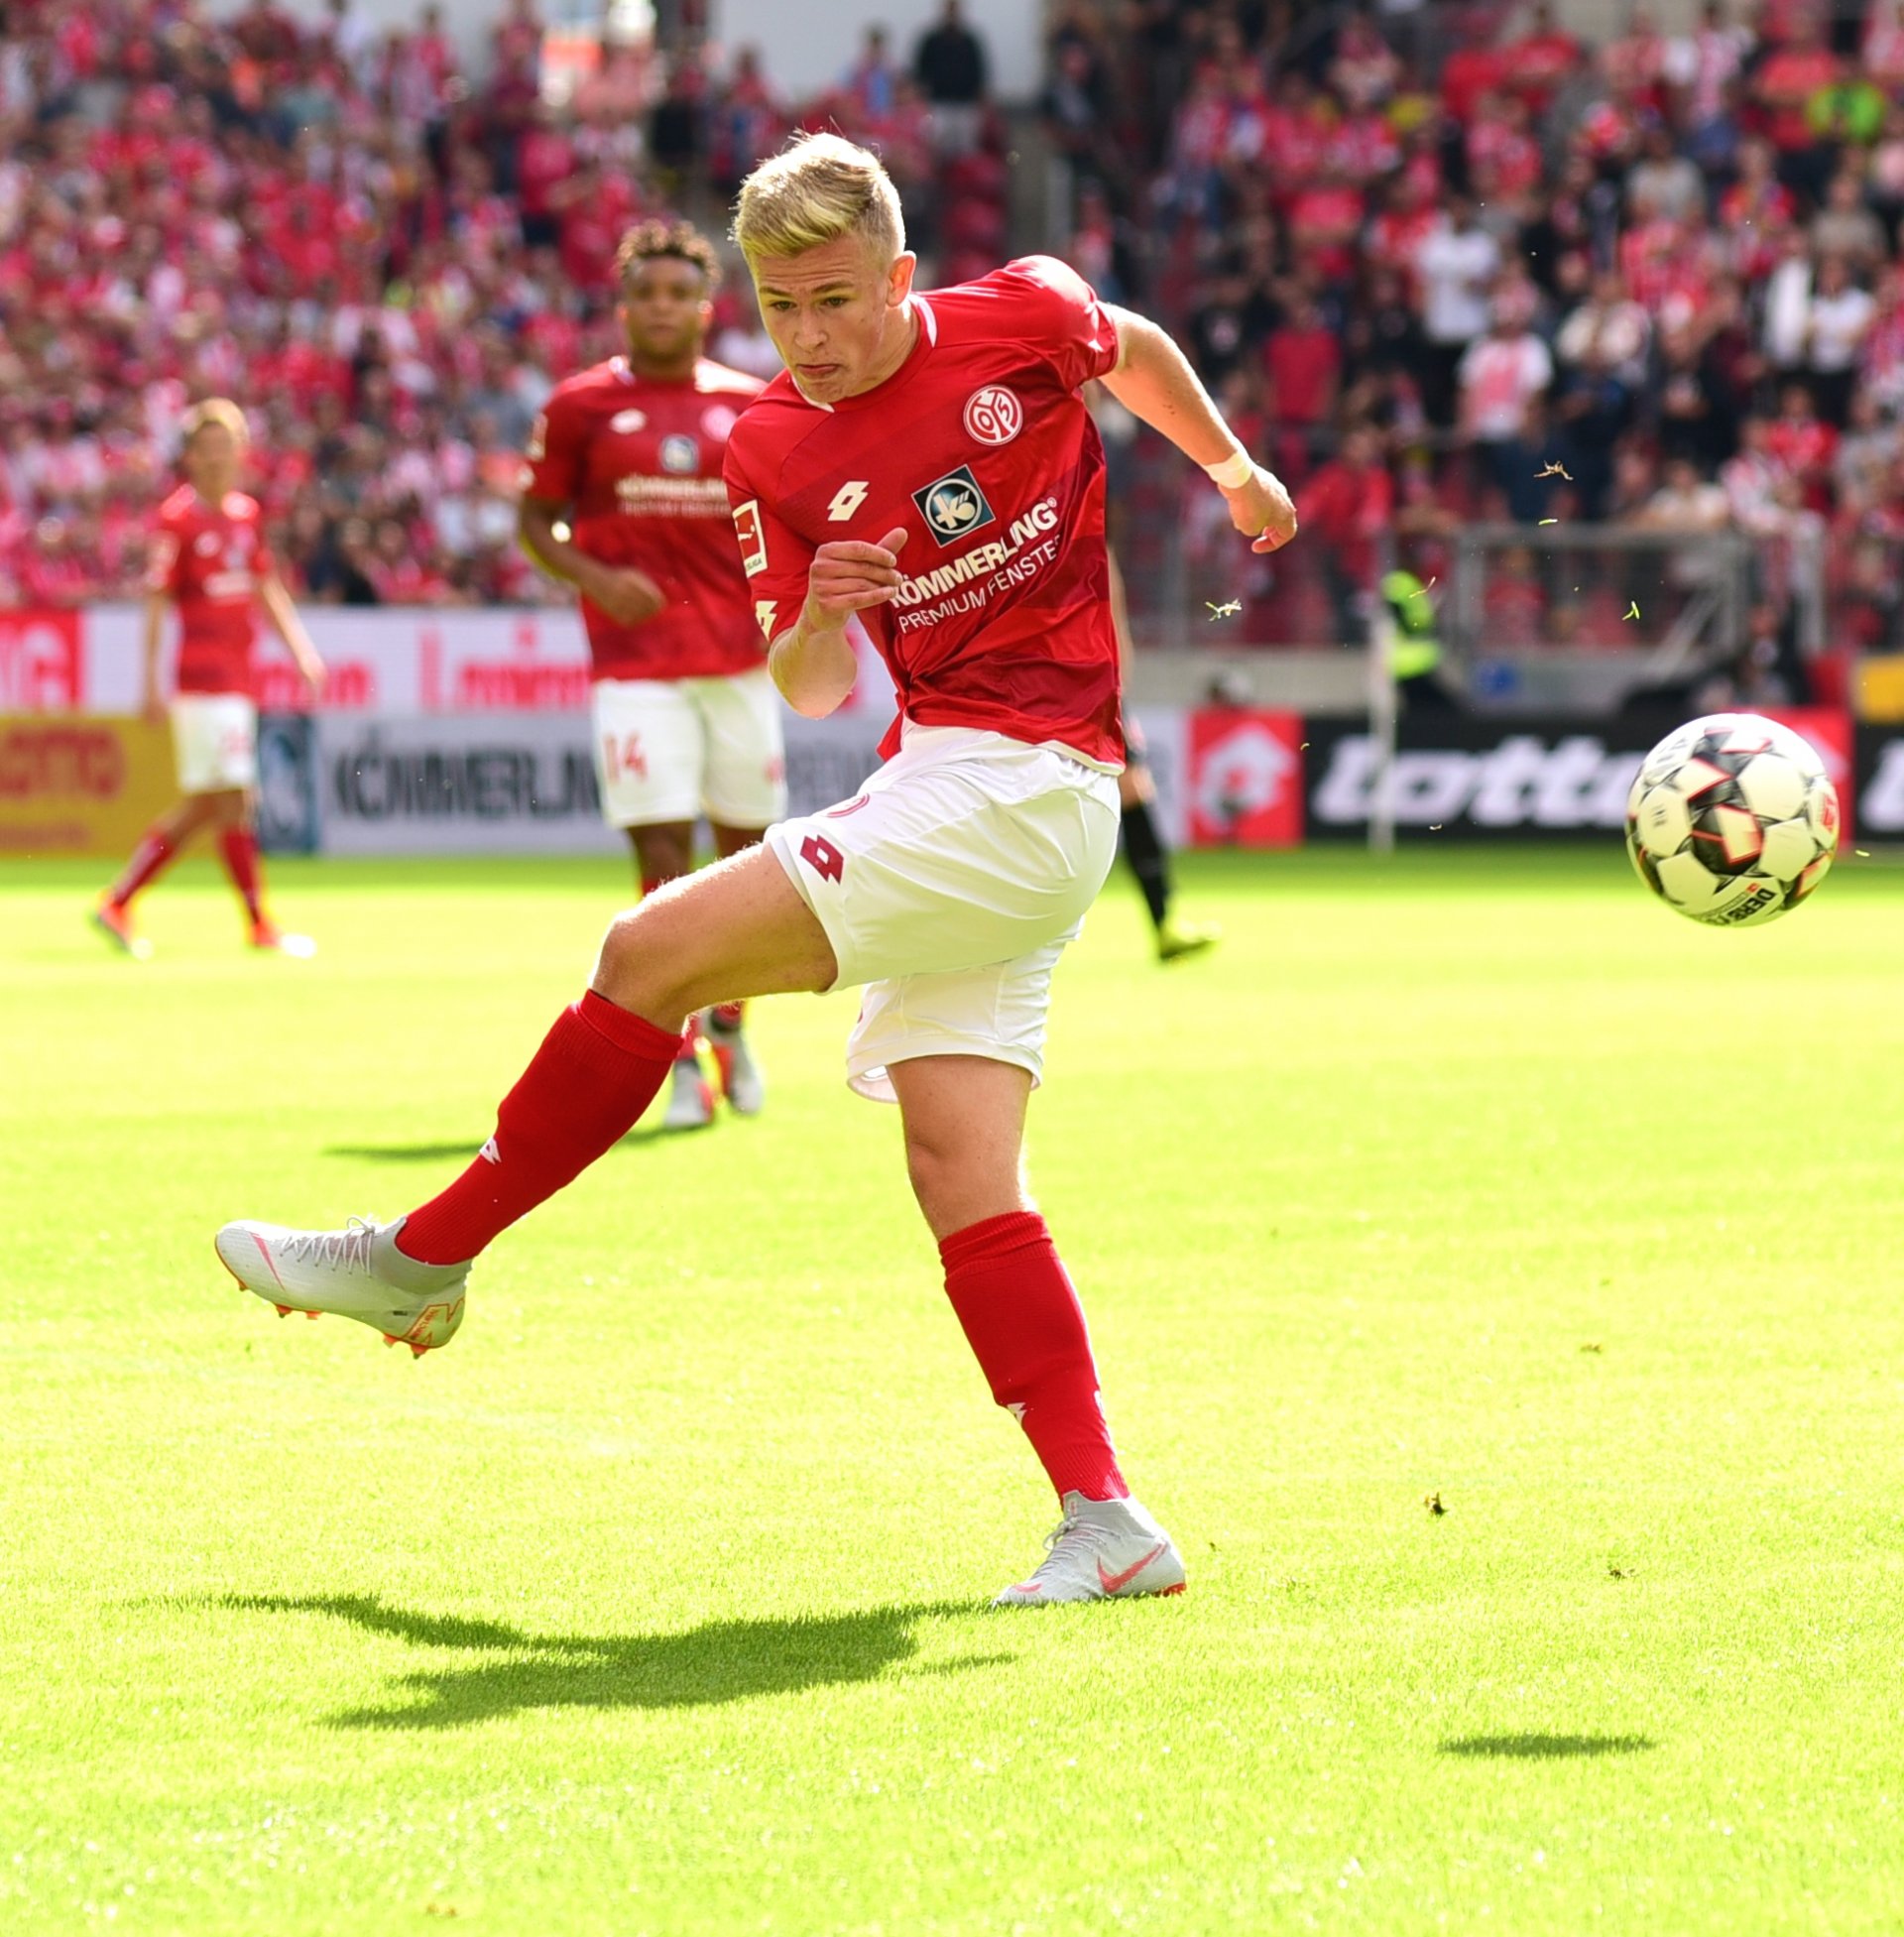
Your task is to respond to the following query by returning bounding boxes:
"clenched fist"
[802,527,909,629]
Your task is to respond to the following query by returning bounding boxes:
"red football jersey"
[521,355,768,681]
[723,256,1126,766]
[148,485,274,695]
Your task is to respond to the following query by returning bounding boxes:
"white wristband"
[1203,447,1254,491]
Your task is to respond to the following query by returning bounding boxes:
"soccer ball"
[1625,712,1840,926]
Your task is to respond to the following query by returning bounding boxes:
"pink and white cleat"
[214,1214,468,1357]
[660,1054,715,1132]
[993,1492,1187,1606]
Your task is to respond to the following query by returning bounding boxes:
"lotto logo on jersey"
[659,434,699,474]
[911,465,997,547]
[964,386,1022,446]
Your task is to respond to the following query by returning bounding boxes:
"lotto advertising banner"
[1301,709,1853,843]
[1183,709,1304,847]
[0,714,176,856]
[1853,726,1904,835]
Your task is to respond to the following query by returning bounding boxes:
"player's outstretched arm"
[139,585,169,727]
[769,528,908,719]
[1100,307,1298,555]
[260,570,326,694]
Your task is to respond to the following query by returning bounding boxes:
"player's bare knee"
[594,906,656,1001]
[904,1133,1019,1238]
[593,898,697,1022]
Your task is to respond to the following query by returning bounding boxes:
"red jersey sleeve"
[986,255,1123,394]
[723,442,814,647]
[519,382,588,503]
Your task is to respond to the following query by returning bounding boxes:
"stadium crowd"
[0,0,1005,610]
[1047,0,1904,676]
[5,0,1904,681]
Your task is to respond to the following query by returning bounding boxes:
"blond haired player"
[94,401,324,958]
[519,220,781,1130]
[216,137,1296,1606]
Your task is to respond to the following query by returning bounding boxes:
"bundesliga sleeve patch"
[731,500,768,577]
[912,465,997,546]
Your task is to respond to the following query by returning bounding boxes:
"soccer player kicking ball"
[93,400,325,959]
[518,220,783,1130]
[216,136,1296,1605]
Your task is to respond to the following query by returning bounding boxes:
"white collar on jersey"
[788,297,937,412]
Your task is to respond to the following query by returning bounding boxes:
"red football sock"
[939,1211,1129,1501]
[217,826,266,924]
[107,825,176,908]
[399,992,683,1265]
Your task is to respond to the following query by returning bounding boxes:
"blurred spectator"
[1297,424,1394,644]
[1262,291,1341,465]
[1812,171,1886,270]
[1415,195,1499,426]
[842,27,898,123]
[1458,290,1553,490]
[912,0,989,158]
[1556,271,1651,390]
[1806,255,1876,424]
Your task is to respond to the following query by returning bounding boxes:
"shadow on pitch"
[324,1125,676,1163]
[217,1593,1000,1729]
[1440,1733,1657,1759]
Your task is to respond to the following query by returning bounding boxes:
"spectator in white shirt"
[1415,195,1501,424]
[1806,253,1876,423]
[1760,230,1814,377]
[1460,286,1554,493]
[1556,269,1652,389]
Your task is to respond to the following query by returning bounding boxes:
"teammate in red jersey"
[94,401,325,959]
[517,219,782,1129]
[216,137,1296,1605]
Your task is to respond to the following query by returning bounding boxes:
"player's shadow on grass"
[218,1593,1002,1730]
[325,1125,678,1163]
[323,1142,489,1163]
[1440,1734,1657,1759]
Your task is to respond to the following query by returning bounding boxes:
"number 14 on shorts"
[601,733,648,786]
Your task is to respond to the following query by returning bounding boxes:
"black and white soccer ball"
[1625,712,1840,926]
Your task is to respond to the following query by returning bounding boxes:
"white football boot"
[993,1492,1187,1606]
[215,1214,468,1357]
[704,1009,766,1116]
[661,1054,715,1131]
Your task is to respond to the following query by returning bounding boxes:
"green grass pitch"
[3,845,1902,1934]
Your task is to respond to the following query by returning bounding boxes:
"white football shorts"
[591,667,788,830]
[766,722,1121,1101]
[171,693,258,793]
